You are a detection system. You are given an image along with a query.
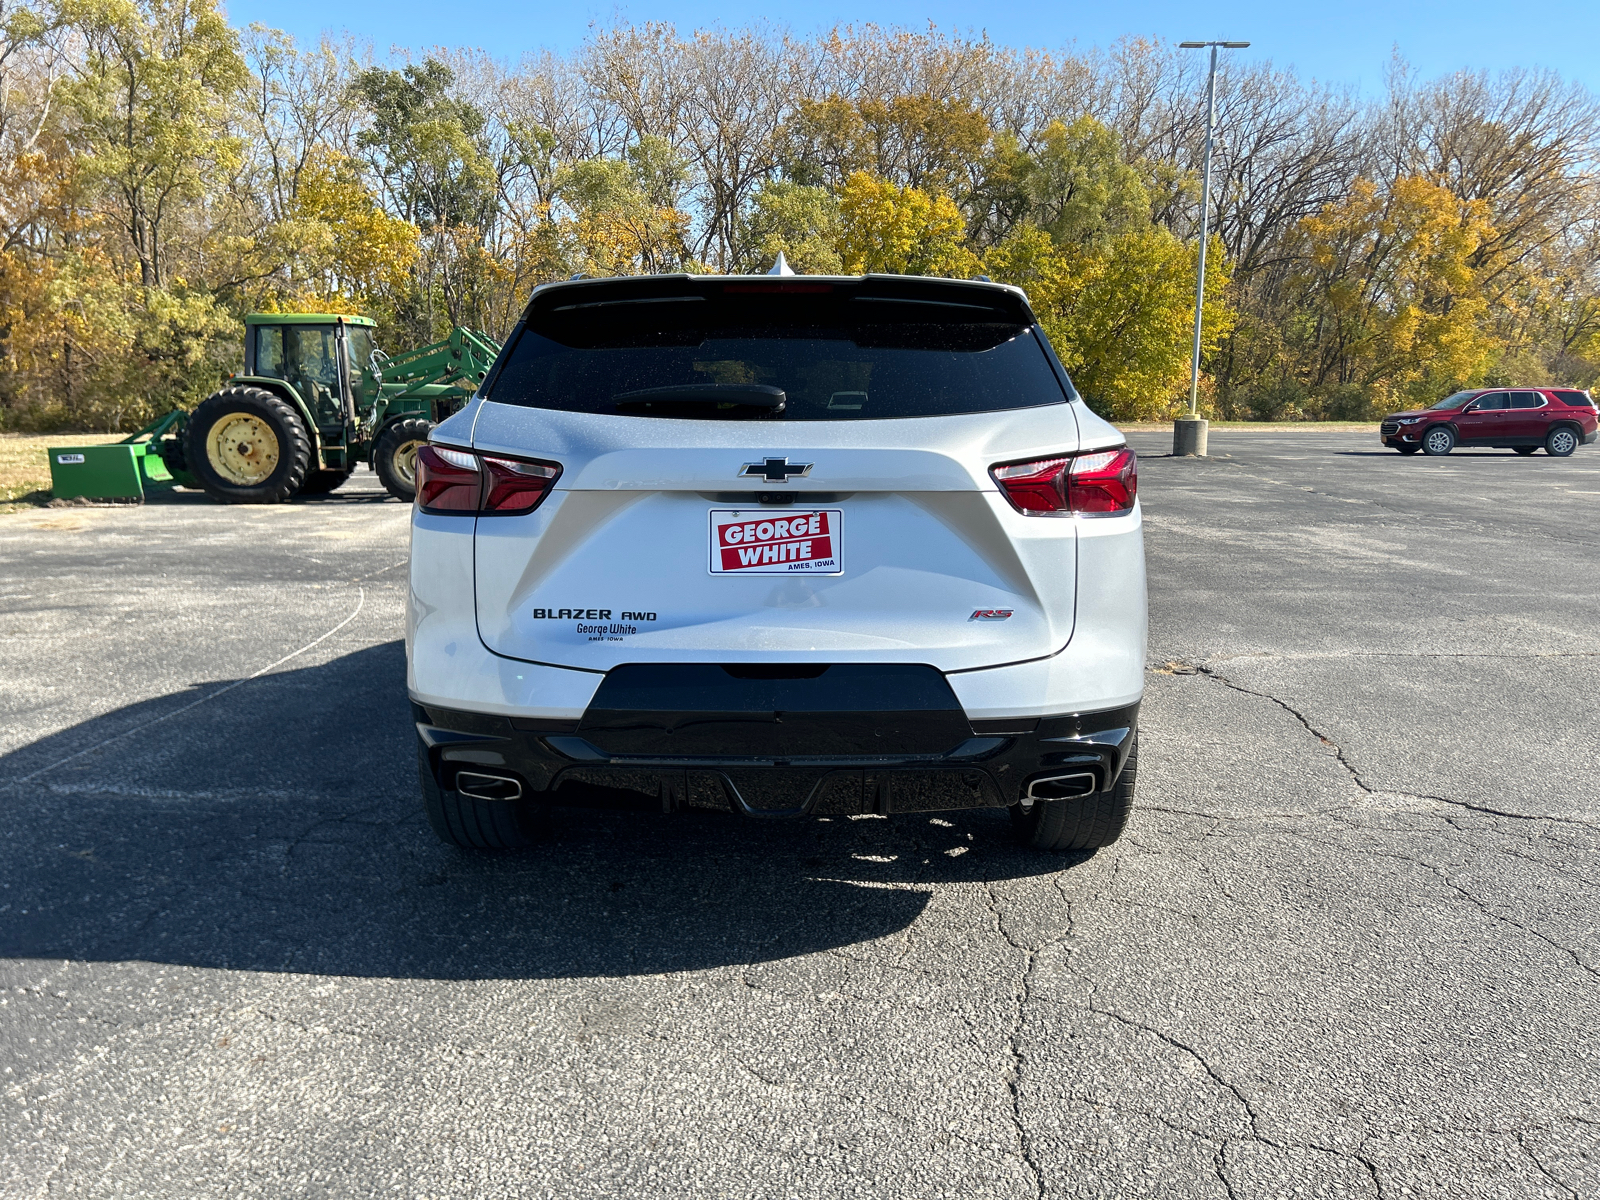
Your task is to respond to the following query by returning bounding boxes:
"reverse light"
[415,444,561,516]
[991,447,1137,517]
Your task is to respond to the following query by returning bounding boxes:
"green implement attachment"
[376,327,501,396]
[47,411,195,503]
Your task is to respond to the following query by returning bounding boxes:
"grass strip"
[0,433,125,514]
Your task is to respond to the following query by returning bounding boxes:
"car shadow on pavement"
[0,642,1082,982]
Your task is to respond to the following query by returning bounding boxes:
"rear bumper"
[414,699,1139,818]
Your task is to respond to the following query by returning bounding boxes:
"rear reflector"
[991,447,1137,516]
[416,444,561,516]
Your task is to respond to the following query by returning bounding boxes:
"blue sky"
[223,0,1600,93]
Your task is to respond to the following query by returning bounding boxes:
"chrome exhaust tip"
[1021,771,1099,806]
[454,771,524,802]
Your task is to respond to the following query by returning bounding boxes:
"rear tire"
[1421,426,1455,456]
[1011,736,1138,852]
[186,386,311,504]
[418,739,538,849]
[1546,425,1579,457]
[1514,446,1537,456]
[375,418,433,502]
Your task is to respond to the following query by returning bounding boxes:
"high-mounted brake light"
[991,447,1137,516]
[415,444,561,516]
[721,281,834,294]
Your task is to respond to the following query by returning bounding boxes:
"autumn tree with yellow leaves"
[1286,176,1497,412]
[2,13,1598,430]
[835,173,979,277]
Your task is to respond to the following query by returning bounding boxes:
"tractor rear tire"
[375,418,433,502]
[187,386,312,504]
[299,468,352,495]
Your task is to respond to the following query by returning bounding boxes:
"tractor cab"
[242,313,381,436]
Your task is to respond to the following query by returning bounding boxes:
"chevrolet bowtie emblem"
[740,457,813,483]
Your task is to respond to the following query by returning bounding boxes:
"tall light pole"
[1173,39,1249,458]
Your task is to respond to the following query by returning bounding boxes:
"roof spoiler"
[522,273,1037,325]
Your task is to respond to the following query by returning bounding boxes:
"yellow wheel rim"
[206,413,280,486]
[392,439,423,489]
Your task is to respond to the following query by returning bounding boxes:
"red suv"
[1381,388,1598,456]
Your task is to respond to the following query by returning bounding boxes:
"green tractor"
[117,313,501,504]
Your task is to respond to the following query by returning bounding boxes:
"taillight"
[482,456,560,514]
[415,444,561,516]
[991,457,1071,513]
[1067,447,1138,514]
[991,447,1137,517]
[416,445,481,513]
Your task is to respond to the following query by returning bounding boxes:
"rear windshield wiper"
[613,384,786,413]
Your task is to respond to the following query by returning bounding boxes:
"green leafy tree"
[987,226,1231,422]
[285,150,420,305]
[560,137,694,276]
[1026,118,1151,251]
[782,93,992,198]
[62,0,247,287]
[741,181,842,274]
[349,58,495,231]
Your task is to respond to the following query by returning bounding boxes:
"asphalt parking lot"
[2,429,1597,1198]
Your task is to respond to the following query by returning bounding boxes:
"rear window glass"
[1553,390,1596,407]
[487,299,1069,420]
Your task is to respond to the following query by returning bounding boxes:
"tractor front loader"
[48,314,502,506]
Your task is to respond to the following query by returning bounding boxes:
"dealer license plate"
[709,509,843,575]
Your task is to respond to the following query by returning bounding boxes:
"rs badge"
[971,609,1014,620]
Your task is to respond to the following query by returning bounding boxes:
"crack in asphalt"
[1145,666,1600,982]
[1325,840,1600,981]
[1189,663,1600,831]
[1087,1005,1263,1142]
[1198,650,1600,663]
[983,881,1045,1200]
[1516,1130,1579,1199]
[1072,1006,1391,1198]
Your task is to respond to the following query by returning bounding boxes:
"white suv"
[406,274,1146,851]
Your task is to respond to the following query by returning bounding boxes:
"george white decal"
[709,509,843,575]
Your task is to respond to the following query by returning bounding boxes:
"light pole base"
[1173,418,1209,457]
